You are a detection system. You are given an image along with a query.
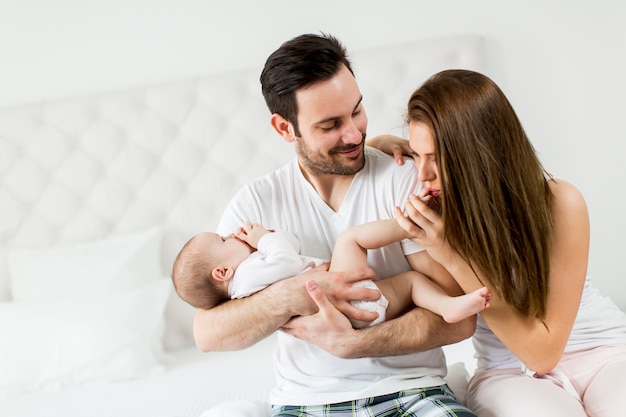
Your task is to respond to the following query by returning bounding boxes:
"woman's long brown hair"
[407,70,554,319]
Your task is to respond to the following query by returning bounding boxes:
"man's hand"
[299,265,380,322]
[281,280,358,358]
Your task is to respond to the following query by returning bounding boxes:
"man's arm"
[193,264,380,351]
[194,274,307,351]
[283,284,474,358]
[281,250,475,358]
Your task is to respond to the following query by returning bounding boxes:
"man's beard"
[295,134,366,176]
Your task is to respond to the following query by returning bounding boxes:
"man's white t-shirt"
[217,147,447,405]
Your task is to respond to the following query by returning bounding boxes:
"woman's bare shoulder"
[549,178,587,208]
[548,178,589,229]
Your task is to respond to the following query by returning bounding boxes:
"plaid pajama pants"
[270,385,477,417]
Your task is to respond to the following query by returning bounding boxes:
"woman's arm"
[398,179,589,374]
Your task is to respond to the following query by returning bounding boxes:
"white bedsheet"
[0,336,276,417]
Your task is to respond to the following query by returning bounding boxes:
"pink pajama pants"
[466,344,626,417]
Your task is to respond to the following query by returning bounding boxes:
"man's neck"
[299,164,354,212]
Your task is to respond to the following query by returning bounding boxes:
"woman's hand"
[366,135,411,166]
[395,194,453,266]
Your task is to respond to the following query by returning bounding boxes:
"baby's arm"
[329,219,409,328]
[330,219,409,272]
[234,221,271,248]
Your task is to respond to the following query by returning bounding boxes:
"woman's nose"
[417,162,435,183]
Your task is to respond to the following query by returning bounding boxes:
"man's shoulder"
[218,160,297,234]
[242,158,298,191]
[222,158,298,219]
[364,147,416,176]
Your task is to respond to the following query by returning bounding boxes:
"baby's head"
[171,231,253,309]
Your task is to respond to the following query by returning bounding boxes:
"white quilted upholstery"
[0,35,485,348]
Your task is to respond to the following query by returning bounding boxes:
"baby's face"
[196,231,254,267]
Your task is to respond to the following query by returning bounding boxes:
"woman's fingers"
[395,206,423,237]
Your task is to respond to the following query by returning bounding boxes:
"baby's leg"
[400,272,491,323]
[437,287,491,323]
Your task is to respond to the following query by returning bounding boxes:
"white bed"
[0,35,485,417]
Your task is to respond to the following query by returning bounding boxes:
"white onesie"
[228,229,389,328]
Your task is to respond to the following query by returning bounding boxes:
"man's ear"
[270,113,295,143]
[212,266,234,282]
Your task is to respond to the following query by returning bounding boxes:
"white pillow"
[9,227,162,301]
[0,279,171,395]
[7,227,195,352]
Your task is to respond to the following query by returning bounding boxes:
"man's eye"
[320,124,336,132]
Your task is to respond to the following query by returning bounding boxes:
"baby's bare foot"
[442,287,491,323]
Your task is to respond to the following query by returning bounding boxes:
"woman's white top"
[473,275,626,371]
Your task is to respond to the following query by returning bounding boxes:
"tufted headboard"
[0,35,485,349]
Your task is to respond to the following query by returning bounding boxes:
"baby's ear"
[212,266,234,281]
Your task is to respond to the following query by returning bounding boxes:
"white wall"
[1,0,625,307]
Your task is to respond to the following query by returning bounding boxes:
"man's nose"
[342,121,363,144]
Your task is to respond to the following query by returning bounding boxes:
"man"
[193,33,477,417]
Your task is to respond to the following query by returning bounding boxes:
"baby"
[172,219,491,328]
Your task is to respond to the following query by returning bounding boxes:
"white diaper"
[350,280,389,329]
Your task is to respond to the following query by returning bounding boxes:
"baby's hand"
[235,221,271,248]
[417,187,442,215]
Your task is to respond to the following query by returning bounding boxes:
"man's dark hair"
[260,33,353,136]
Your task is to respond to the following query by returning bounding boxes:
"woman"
[370,69,626,417]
